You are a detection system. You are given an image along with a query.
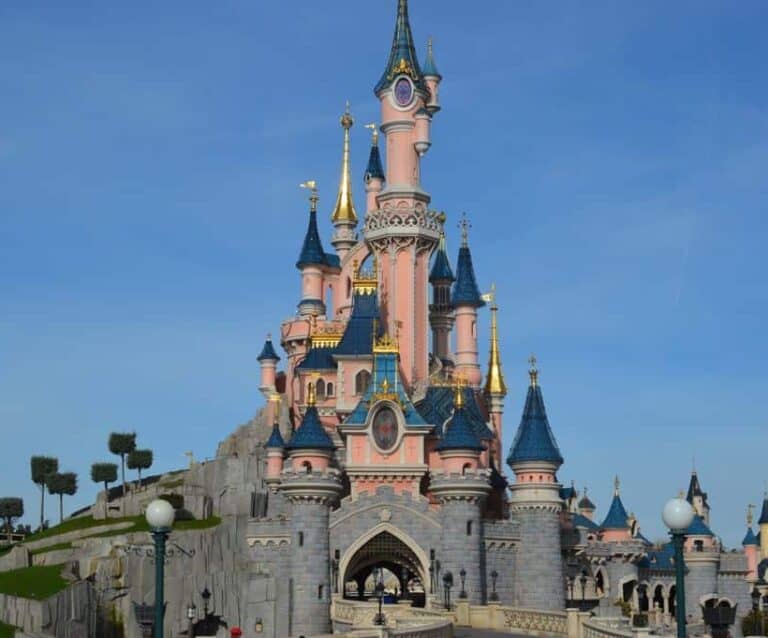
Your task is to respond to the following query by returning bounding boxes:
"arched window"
[466,520,473,536]
[316,378,326,400]
[302,461,312,474]
[462,463,472,475]
[355,369,371,395]
[326,382,334,397]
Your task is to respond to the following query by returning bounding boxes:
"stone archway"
[338,523,430,606]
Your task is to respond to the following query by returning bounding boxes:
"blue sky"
[1,1,766,545]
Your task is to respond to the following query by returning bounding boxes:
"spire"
[528,354,538,387]
[578,487,596,511]
[429,229,454,282]
[331,103,358,224]
[435,384,484,452]
[364,123,385,182]
[759,493,768,525]
[266,422,285,449]
[452,214,485,307]
[600,479,630,530]
[422,37,441,78]
[287,383,334,451]
[507,364,563,467]
[296,181,332,269]
[374,0,426,96]
[483,285,507,397]
[614,475,620,496]
[257,333,280,362]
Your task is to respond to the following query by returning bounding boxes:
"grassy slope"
[0,565,67,600]
[0,621,15,638]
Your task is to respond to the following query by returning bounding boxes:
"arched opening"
[316,378,326,400]
[595,570,605,597]
[340,529,428,608]
[653,585,665,611]
[461,463,471,475]
[326,381,334,397]
[622,579,637,604]
[355,369,371,395]
[668,586,676,616]
[301,461,312,474]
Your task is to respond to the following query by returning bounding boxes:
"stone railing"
[499,607,568,636]
[581,617,633,638]
[389,619,453,638]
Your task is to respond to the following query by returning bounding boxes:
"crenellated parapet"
[278,468,343,505]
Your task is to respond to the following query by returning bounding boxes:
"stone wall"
[512,507,564,610]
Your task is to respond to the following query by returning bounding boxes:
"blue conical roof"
[365,143,385,182]
[600,494,630,529]
[452,245,485,307]
[257,336,280,362]
[742,527,758,546]
[435,397,484,452]
[296,210,337,270]
[422,39,441,78]
[266,423,285,449]
[685,514,714,537]
[506,381,563,466]
[374,0,427,96]
[287,405,334,451]
[430,236,454,283]
[759,496,768,525]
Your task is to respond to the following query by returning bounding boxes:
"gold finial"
[300,180,319,213]
[331,103,358,224]
[364,122,379,146]
[614,475,620,496]
[307,381,316,407]
[454,382,464,409]
[459,212,471,247]
[269,393,281,405]
[436,211,447,225]
[678,489,685,500]
[528,354,538,387]
[484,285,507,397]
[747,504,755,527]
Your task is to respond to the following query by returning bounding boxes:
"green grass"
[22,516,120,543]
[159,478,185,488]
[29,541,73,556]
[0,545,13,557]
[87,515,221,539]
[0,564,68,600]
[0,620,16,638]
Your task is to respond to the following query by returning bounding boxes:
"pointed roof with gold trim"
[374,0,427,96]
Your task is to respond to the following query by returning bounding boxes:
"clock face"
[372,406,398,451]
[394,77,413,107]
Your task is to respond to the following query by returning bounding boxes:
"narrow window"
[298,531,304,547]
[326,382,334,397]
[316,378,326,400]
[318,584,324,600]
[466,520,473,536]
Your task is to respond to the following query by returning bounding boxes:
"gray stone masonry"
[439,499,485,604]
[684,552,719,623]
[513,507,564,610]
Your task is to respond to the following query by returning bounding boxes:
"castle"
[238,1,762,635]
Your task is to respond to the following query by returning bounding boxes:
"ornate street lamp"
[662,496,695,638]
[145,499,175,638]
[187,603,197,637]
[442,572,453,610]
[201,586,211,618]
[459,568,467,599]
[489,570,499,602]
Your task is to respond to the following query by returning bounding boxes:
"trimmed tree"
[108,432,136,495]
[126,449,153,487]
[30,456,58,530]
[0,498,23,543]
[47,472,78,525]
[91,463,118,518]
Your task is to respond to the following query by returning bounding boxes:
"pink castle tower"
[363,0,443,389]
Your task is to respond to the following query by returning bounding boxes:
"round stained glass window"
[372,407,399,451]
[394,77,413,107]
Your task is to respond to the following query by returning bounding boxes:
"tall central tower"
[364,0,442,389]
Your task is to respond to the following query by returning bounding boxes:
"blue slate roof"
[686,472,708,508]
[572,513,599,530]
[579,493,596,510]
[435,398,484,452]
[335,290,382,356]
[758,558,768,582]
[600,494,630,529]
[297,346,337,371]
[266,423,285,449]
[759,497,768,525]
[743,527,758,546]
[646,543,675,571]
[287,405,334,450]
[422,41,441,78]
[560,486,576,501]
[429,238,454,283]
[452,245,485,307]
[257,337,280,362]
[635,531,652,546]
[685,514,714,537]
[365,144,385,182]
[415,386,494,440]
[296,210,339,270]
[374,0,427,96]
[506,383,563,466]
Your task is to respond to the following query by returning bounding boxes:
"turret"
[578,487,596,521]
[330,104,358,261]
[686,470,710,525]
[435,385,485,471]
[363,124,385,213]
[743,505,759,581]
[599,477,632,542]
[296,181,334,317]
[285,383,335,473]
[452,216,485,386]
[422,37,442,115]
[257,334,280,399]
[507,360,565,610]
[483,285,506,469]
[429,224,455,363]
[759,493,768,560]
[265,396,285,491]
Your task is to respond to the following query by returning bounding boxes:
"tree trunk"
[40,483,45,530]
[138,467,142,486]
[121,454,126,495]
[103,481,109,519]
[59,493,64,525]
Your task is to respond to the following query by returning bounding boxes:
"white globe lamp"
[145,498,175,530]
[662,497,695,532]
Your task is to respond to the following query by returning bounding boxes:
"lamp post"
[459,568,467,599]
[201,586,211,619]
[187,603,197,637]
[442,572,453,610]
[145,499,175,638]
[489,570,499,602]
[662,496,695,638]
[374,571,385,626]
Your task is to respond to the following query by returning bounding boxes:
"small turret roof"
[506,370,563,467]
[579,488,596,511]
[572,513,599,531]
[759,495,768,525]
[374,0,427,96]
[429,232,454,282]
[435,390,485,452]
[685,514,714,537]
[686,471,709,508]
[600,492,630,530]
[287,404,334,451]
[422,37,441,78]
[266,423,285,449]
[297,209,337,270]
[365,141,385,182]
[335,288,382,356]
[452,244,485,307]
[257,336,280,362]
[296,346,337,371]
[742,527,758,546]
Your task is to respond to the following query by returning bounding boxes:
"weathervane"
[364,122,379,145]
[299,180,319,212]
[458,212,471,246]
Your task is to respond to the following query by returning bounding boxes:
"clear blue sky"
[1,1,766,545]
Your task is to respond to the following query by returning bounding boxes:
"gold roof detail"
[484,284,507,397]
[352,254,378,294]
[306,381,317,407]
[528,353,538,388]
[373,331,399,354]
[454,383,464,409]
[300,180,319,213]
[331,102,358,224]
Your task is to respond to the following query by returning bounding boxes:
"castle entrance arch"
[339,524,430,608]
